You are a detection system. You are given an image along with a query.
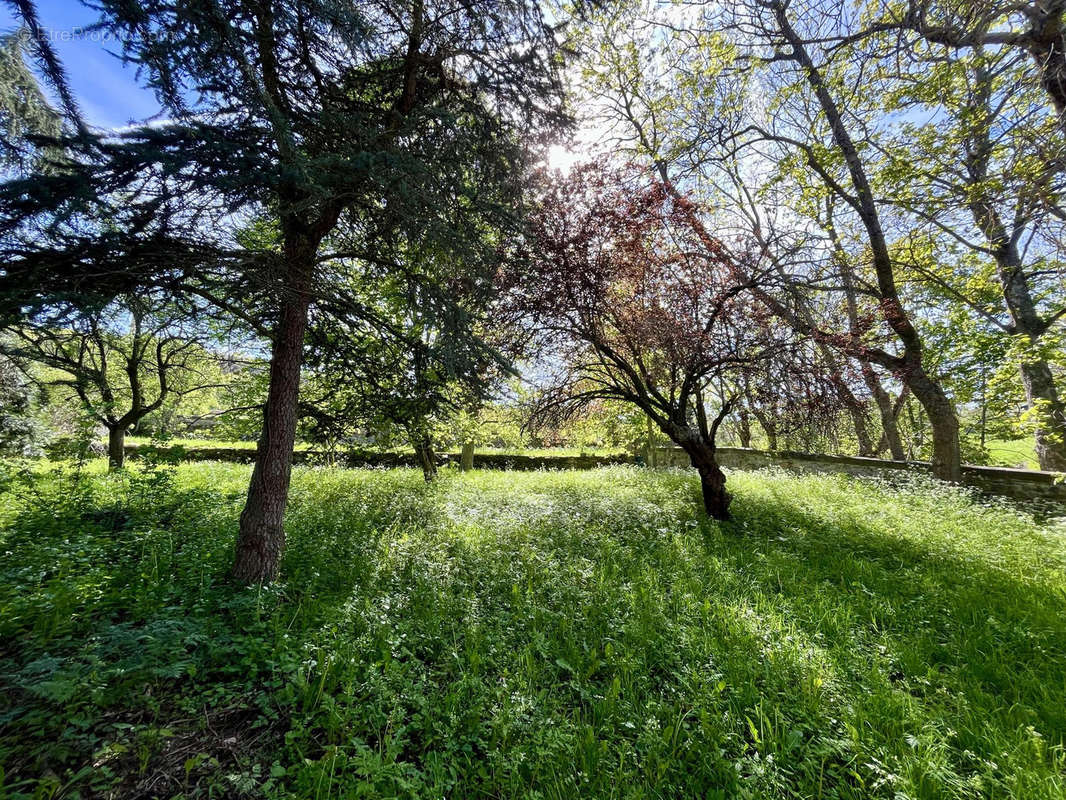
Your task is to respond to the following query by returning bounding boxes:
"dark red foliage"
[499,161,809,518]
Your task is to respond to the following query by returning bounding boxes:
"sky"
[1,0,161,129]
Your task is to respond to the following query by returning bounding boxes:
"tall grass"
[0,462,1063,798]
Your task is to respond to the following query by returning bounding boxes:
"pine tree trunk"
[233,260,312,584]
[460,441,475,472]
[107,426,125,471]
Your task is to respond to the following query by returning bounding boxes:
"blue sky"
[1,0,161,129]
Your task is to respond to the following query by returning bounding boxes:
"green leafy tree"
[860,0,1066,130]
[573,0,960,474]
[872,41,1066,469]
[0,352,48,455]
[0,0,565,582]
[300,262,513,480]
[0,292,227,469]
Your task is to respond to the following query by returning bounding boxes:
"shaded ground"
[0,462,1063,798]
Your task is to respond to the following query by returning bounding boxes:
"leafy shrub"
[0,358,50,458]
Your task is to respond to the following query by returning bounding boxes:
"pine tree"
[0,0,566,581]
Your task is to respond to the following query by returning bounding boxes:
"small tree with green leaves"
[0,292,226,469]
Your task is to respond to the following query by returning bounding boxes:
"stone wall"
[124,443,1065,505]
[653,446,1066,505]
[124,445,630,471]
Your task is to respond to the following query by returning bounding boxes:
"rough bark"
[1021,360,1066,471]
[107,426,125,470]
[971,207,1066,470]
[997,246,1066,470]
[958,62,1066,471]
[416,436,438,482]
[906,366,961,480]
[233,252,313,584]
[836,234,905,461]
[685,441,731,520]
[1031,27,1066,125]
[460,441,475,472]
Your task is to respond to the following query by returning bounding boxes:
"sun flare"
[546,144,582,172]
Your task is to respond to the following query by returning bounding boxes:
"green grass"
[985,437,1040,470]
[0,462,1064,798]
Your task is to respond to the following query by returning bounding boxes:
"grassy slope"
[985,437,1040,470]
[0,463,1064,799]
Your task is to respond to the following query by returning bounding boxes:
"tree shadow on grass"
[711,474,1066,740]
[2,466,1064,799]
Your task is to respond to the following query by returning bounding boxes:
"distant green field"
[1,462,1064,798]
[124,436,627,458]
[126,435,262,449]
[985,437,1040,470]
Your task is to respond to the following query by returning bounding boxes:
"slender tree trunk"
[233,254,313,584]
[842,392,874,457]
[645,415,658,466]
[416,436,437,482]
[814,341,874,456]
[864,366,906,461]
[958,64,1066,469]
[980,371,988,452]
[460,441,475,472]
[1020,359,1066,471]
[832,222,906,462]
[772,5,962,481]
[752,410,778,451]
[737,409,752,448]
[107,426,125,471]
[973,226,1066,469]
[905,398,919,461]
[994,247,1066,470]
